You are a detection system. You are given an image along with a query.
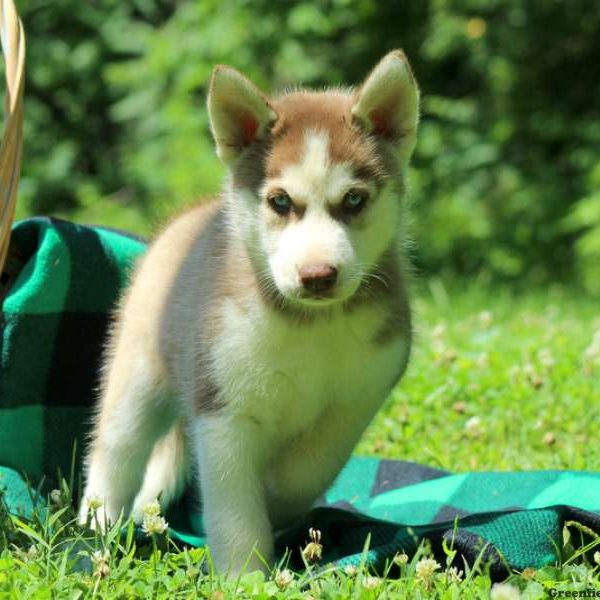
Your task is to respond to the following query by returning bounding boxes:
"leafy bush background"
[13,0,600,293]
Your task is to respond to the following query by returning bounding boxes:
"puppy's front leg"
[267,402,379,529]
[193,414,273,575]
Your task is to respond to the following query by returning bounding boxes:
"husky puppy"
[80,50,420,574]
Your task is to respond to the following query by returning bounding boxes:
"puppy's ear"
[352,50,420,161]
[207,65,277,165]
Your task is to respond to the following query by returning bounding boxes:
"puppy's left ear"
[208,65,277,165]
[352,50,420,161]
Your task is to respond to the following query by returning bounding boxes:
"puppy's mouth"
[295,290,341,306]
[291,281,359,307]
[263,266,363,309]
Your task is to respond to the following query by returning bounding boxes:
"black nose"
[299,264,338,295]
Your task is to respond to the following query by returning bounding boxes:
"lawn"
[0,281,599,598]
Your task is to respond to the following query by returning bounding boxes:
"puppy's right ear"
[352,50,420,164]
[207,66,277,166]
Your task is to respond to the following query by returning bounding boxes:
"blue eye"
[343,190,368,214]
[268,191,292,215]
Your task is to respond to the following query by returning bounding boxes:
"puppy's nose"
[299,264,338,295]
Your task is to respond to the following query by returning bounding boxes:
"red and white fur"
[80,50,420,574]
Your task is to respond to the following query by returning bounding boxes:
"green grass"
[1,282,599,598]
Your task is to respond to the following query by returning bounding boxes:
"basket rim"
[0,0,25,279]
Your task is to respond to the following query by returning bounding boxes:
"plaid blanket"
[2,217,600,579]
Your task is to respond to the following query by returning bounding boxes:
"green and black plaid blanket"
[1,217,600,578]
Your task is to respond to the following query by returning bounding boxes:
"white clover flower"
[523,363,535,377]
[465,416,484,438]
[86,495,103,511]
[91,549,110,565]
[446,565,463,583]
[393,552,409,566]
[508,365,522,384]
[594,550,600,565]
[49,489,62,506]
[140,498,168,535]
[523,362,544,388]
[537,348,556,369]
[274,569,294,590]
[521,567,536,579]
[442,348,458,364]
[142,499,161,517]
[362,576,381,590]
[91,549,111,579]
[490,582,521,600]
[415,557,440,586]
[302,528,323,564]
[452,401,467,414]
[142,514,168,535]
[344,565,358,576]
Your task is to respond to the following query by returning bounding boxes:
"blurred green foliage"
[12,0,600,292]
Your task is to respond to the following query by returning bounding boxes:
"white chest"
[209,300,408,441]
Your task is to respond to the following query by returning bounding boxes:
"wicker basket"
[0,0,24,276]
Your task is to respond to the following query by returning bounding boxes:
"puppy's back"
[106,200,223,391]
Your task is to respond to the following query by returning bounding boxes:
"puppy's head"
[208,51,419,309]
